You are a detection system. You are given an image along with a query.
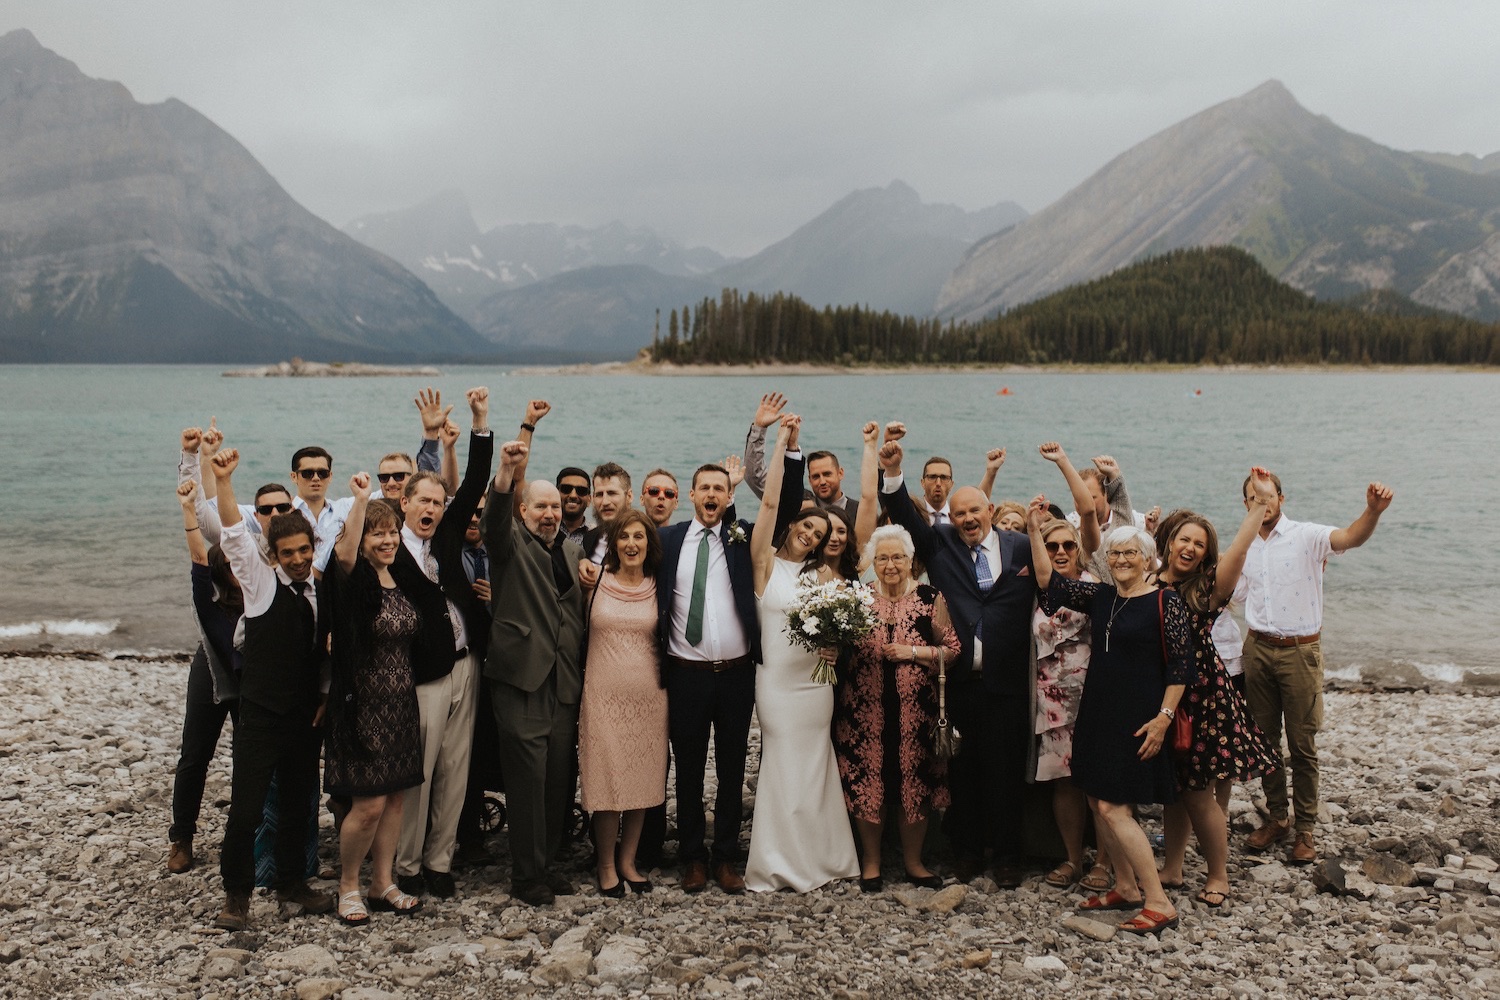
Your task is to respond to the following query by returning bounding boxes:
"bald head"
[948,486,993,547]
[521,480,562,543]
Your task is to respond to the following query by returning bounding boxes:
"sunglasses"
[1044,540,1078,553]
[377,471,409,484]
[256,502,294,515]
[644,486,678,500]
[558,484,590,496]
[294,467,332,480]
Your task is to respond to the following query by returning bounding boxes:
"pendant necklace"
[1104,592,1132,652]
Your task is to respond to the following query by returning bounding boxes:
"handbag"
[1157,589,1192,754]
[932,648,962,761]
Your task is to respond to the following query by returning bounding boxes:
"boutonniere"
[724,522,747,545]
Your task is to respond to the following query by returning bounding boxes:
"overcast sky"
[6,2,1499,256]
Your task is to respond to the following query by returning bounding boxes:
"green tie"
[685,529,711,646]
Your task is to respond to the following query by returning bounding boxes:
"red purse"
[1158,589,1192,753]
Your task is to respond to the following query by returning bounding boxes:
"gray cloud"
[5,1,1498,256]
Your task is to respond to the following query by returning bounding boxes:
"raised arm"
[213,448,244,531]
[978,447,1006,500]
[1026,494,1055,591]
[483,440,529,567]
[178,481,209,566]
[1040,442,1100,557]
[1329,481,1394,553]
[751,414,796,595]
[1211,466,1276,607]
[742,392,786,499]
[414,387,457,494]
[877,439,939,562]
[853,421,879,554]
[334,472,373,575]
[1093,455,1137,527]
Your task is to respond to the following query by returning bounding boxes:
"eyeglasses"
[294,468,331,480]
[922,473,953,481]
[377,471,409,484]
[644,486,678,500]
[1106,549,1142,562]
[558,484,590,496]
[1044,540,1079,554]
[256,502,294,515]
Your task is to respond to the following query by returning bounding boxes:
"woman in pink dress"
[578,510,669,897]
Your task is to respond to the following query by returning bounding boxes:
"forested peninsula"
[647,248,1500,367]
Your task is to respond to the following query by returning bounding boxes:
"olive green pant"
[1243,636,1324,833]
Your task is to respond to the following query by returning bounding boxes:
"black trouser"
[169,645,239,843]
[944,680,1030,863]
[219,700,322,895]
[667,663,755,865]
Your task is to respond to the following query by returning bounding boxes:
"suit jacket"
[482,486,586,703]
[823,494,859,525]
[655,517,761,665]
[389,431,494,686]
[880,484,1034,697]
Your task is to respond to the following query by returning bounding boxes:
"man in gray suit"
[482,440,586,906]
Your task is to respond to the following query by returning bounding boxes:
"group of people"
[166,387,1393,938]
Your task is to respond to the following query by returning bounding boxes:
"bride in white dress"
[745,414,859,892]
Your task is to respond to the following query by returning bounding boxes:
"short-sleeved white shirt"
[1233,516,1337,637]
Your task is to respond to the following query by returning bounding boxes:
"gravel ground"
[1,654,1498,999]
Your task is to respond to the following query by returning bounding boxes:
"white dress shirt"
[669,519,749,661]
[967,528,1002,668]
[921,498,949,525]
[1232,516,1337,638]
[402,524,469,652]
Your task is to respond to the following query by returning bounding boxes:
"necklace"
[1104,591,1132,653]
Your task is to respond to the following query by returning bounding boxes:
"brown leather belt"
[667,654,753,673]
[1248,629,1319,649]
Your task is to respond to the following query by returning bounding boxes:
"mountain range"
[938,81,1500,323]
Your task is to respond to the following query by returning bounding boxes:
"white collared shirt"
[669,518,749,661]
[402,524,469,651]
[968,528,1002,666]
[922,498,950,525]
[1232,515,1337,638]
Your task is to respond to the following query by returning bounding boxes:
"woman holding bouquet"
[832,523,960,891]
[745,414,859,892]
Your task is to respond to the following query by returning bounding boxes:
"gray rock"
[1061,915,1119,942]
[961,949,991,969]
[295,979,348,1000]
[1361,854,1418,886]
[535,925,594,985]
[266,944,339,977]
[594,935,652,986]
[0,942,21,964]
[1435,913,1478,936]
[389,964,437,987]
[1022,955,1067,978]
[920,884,967,914]
[342,989,401,1000]
[199,956,243,980]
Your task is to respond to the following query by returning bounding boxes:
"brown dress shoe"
[1246,818,1290,852]
[167,839,193,874]
[214,891,250,931]
[276,881,335,915]
[680,861,709,893]
[1288,832,1317,865]
[713,862,746,895]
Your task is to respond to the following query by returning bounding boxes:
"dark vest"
[239,580,322,718]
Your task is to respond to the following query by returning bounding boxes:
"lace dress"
[833,583,961,824]
[1041,577,1194,806]
[1159,573,1278,790]
[324,585,424,798]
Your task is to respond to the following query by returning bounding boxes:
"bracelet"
[520,422,536,432]
[186,526,200,532]
[1158,707,1173,719]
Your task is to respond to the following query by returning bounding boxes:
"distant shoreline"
[506,358,1500,377]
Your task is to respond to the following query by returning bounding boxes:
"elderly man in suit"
[878,440,1036,887]
[655,461,761,894]
[483,440,586,906]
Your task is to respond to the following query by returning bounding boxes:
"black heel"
[624,877,653,894]
[903,871,943,889]
[859,875,884,893]
[598,878,625,898]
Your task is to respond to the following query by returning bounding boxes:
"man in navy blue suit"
[878,440,1037,887]
[654,462,763,894]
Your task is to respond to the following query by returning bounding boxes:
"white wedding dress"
[745,558,859,891]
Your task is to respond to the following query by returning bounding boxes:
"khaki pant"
[397,651,481,877]
[1243,636,1324,833]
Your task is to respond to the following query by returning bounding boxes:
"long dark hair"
[206,544,243,616]
[822,505,859,581]
[773,507,834,575]
[1153,509,1219,615]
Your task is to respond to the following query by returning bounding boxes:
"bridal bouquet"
[785,576,878,684]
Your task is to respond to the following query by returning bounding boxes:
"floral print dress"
[1033,573,1095,782]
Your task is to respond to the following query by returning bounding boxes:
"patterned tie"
[685,529,711,646]
[423,542,440,583]
[972,544,993,642]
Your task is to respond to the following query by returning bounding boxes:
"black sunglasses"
[558,484,590,496]
[644,486,678,499]
[1044,540,1078,553]
[377,471,409,484]
[256,502,294,515]
[294,467,332,480]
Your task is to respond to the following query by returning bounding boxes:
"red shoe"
[1119,908,1179,937]
[1078,889,1139,911]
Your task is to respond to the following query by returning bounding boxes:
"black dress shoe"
[859,875,884,893]
[422,868,456,899]
[397,873,426,897]
[543,870,575,895]
[455,841,495,867]
[512,878,555,906]
[903,872,944,889]
[990,863,1025,889]
[953,856,984,883]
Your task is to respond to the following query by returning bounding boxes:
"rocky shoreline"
[1,655,1496,999]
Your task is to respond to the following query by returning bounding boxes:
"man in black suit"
[655,462,760,894]
[390,388,494,899]
[878,440,1036,887]
[454,496,501,867]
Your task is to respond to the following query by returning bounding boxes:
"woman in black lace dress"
[1030,505,1194,937]
[326,476,425,925]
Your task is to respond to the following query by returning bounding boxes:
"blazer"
[389,431,494,686]
[655,517,761,665]
[880,484,1034,697]
[482,485,586,703]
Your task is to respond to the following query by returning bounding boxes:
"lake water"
[1,365,1495,686]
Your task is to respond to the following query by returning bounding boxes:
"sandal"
[1079,864,1113,893]
[337,890,369,926]
[367,883,423,915]
[1196,888,1228,908]
[1078,889,1141,911]
[1119,908,1179,937]
[1044,861,1080,888]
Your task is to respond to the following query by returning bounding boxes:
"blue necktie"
[972,544,993,642]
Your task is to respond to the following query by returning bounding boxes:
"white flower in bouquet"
[784,575,878,684]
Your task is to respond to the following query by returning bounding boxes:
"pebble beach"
[2,654,1498,999]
